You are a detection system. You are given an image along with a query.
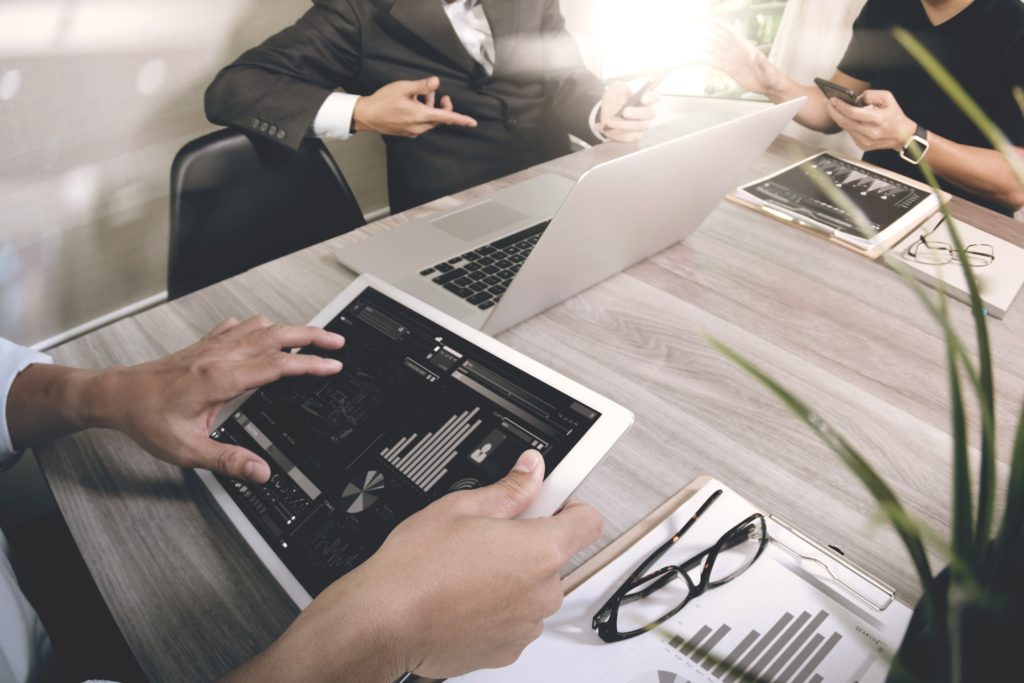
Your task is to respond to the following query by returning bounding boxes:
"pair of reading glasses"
[591,489,891,644]
[904,216,995,268]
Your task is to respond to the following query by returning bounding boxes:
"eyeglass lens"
[613,517,765,635]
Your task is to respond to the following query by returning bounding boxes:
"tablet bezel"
[198,273,633,608]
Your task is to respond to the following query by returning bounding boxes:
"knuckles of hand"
[214,446,241,476]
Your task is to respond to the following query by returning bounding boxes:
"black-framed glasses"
[592,490,768,643]
[903,217,995,268]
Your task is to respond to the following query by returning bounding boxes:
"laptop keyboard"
[418,221,549,310]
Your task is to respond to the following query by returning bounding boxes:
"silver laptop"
[336,98,804,335]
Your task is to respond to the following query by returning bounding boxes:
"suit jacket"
[205,0,605,212]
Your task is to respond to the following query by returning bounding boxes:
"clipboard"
[728,152,950,261]
[449,477,912,683]
[562,476,715,595]
[407,480,715,683]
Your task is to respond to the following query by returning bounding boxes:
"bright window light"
[598,0,790,98]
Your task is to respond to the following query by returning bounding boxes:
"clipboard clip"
[768,515,896,612]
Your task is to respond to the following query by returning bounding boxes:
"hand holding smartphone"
[612,73,669,118]
[813,77,864,107]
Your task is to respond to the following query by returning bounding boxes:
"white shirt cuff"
[312,92,361,140]
[0,339,53,466]
[589,99,609,143]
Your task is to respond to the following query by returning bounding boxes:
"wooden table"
[34,115,1024,681]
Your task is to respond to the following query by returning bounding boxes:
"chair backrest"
[168,129,366,299]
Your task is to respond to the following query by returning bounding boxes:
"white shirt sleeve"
[312,92,361,140]
[589,100,609,143]
[0,339,53,467]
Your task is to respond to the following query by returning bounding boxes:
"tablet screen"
[742,153,929,235]
[211,287,602,596]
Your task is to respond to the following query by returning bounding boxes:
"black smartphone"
[813,77,864,107]
[613,72,669,117]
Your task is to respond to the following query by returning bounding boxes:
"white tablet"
[198,274,633,608]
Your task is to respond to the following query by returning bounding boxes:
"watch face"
[900,135,929,165]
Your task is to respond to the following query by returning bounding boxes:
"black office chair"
[168,128,366,299]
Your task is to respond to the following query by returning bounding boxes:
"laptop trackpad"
[430,201,530,241]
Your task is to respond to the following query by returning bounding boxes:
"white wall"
[0,0,388,347]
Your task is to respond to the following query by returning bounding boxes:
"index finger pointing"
[424,108,478,128]
[544,500,603,565]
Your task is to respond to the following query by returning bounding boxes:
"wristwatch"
[899,123,929,165]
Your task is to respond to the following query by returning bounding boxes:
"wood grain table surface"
[33,111,1024,681]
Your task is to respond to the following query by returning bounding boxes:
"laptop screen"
[212,287,602,596]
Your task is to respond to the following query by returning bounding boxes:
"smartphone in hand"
[813,77,864,107]
[612,73,669,118]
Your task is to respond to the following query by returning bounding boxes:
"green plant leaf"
[893,28,1002,556]
[708,336,937,616]
[993,397,1024,579]
[800,154,986,578]
[917,162,997,560]
[937,279,975,566]
[801,156,984,398]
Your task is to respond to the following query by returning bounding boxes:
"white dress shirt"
[0,339,54,682]
[1,530,52,683]
[312,0,605,141]
[0,339,52,466]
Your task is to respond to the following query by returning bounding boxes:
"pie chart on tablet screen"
[340,470,385,514]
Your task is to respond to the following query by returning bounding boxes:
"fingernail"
[514,450,542,473]
[329,332,345,344]
[323,358,343,370]
[244,460,271,483]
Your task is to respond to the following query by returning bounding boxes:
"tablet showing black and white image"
[199,275,632,607]
[737,152,940,249]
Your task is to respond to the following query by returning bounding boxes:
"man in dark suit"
[205,0,657,213]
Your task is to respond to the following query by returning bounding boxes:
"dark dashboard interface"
[744,153,928,235]
[211,287,602,596]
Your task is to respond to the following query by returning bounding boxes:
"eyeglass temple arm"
[622,489,724,586]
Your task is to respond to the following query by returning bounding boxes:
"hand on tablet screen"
[89,316,345,484]
[235,450,602,682]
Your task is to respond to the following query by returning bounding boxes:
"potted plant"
[712,29,1024,682]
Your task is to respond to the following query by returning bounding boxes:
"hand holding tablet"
[223,450,604,682]
[200,274,632,607]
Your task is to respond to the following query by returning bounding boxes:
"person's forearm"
[764,76,840,134]
[922,135,1024,211]
[220,567,408,683]
[6,364,115,451]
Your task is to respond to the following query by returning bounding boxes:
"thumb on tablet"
[463,450,545,519]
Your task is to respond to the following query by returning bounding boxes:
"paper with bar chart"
[454,481,912,683]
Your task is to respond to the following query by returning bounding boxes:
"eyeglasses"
[903,217,995,268]
[592,489,768,643]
